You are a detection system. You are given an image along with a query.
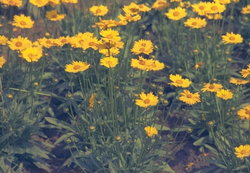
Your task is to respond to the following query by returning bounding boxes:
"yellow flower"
[21,46,43,62]
[123,2,140,15]
[235,145,250,159]
[46,10,66,21]
[165,7,187,21]
[96,40,124,49]
[94,17,127,30]
[144,126,158,137]
[169,74,192,88]
[62,0,77,3]
[118,14,141,23]
[179,90,201,105]
[29,0,49,7]
[216,89,233,100]
[135,92,159,108]
[232,0,239,2]
[152,0,170,11]
[201,83,223,92]
[229,78,249,85]
[54,36,71,47]
[240,67,250,78]
[237,105,250,120]
[0,35,8,45]
[222,32,243,44]
[100,29,122,43]
[70,32,94,48]
[131,56,154,71]
[89,93,96,109]
[241,5,250,14]
[214,0,231,5]
[12,14,34,29]
[0,56,6,68]
[81,37,99,50]
[48,0,61,8]
[65,61,90,73]
[99,47,120,56]
[206,13,223,20]
[205,2,226,14]
[89,5,109,16]
[131,39,153,55]
[147,60,165,71]
[7,36,32,51]
[0,0,22,7]
[38,37,57,48]
[100,56,118,68]
[184,17,207,29]
[138,4,151,12]
[192,2,208,16]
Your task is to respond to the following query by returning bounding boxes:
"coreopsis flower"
[7,36,32,51]
[214,0,231,5]
[89,93,96,109]
[240,65,250,78]
[184,17,207,29]
[0,35,8,45]
[65,61,90,73]
[96,40,124,49]
[54,36,71,47]
[38,37,57,48]
[230,78,249,85]
[0,56,6,68]
[123,2,140,15]
[147,60,165,71]
[94,18,127,30]
[138,4,151,12]
[165,7,187,21]
[12,14,34,29]
[237,105,250,120]
[99,47,120,56]
[21,46,43,62]
[89,5,109,16]
[152,0,170,11]
[0,0,22,7]
[144,126,158,137]
[135,92,159,108]
[180,1,191,8]
[81,37,99,50]
[48,0,61,8]
[169,74,192,88]
[61,0,77,3]
[100,29,122,43]
[201,83,223,92]
[29,0,49,7]
[216,89,233,100]
[131,39,153,55]
[235,145,250,159]
[241,5,250,14]
[69,32,93,48]
[192,2,208,16]
[131,56,154,71]
[118,14,141,23]
[46,10,66,21]
[222,32,243,44]
[100,56,118,68]
[205,2,226,14]
[179,90,201,105]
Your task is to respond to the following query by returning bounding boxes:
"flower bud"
[89,125,95,132]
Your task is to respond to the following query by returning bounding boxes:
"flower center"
[96,9,102,13]
[79,40,84,44]
[209,85,215,89]
[139,5,144,8]
[158,1,165,5]
[144,99,150,104]
[9,0,15,5]
[28,53,35,59]
[20,21,26,25]
[236,79,242,82]
[176,80,183,84]
[229,36,235,40]
[211,6,217,11]
[245,110,250,115]
[61,39,67,43]
[46,40,52,44]
[106,61,112,65]
[173,12,180,16]
[141,43,146,47]
[192,22,197,25]
[139,47,145,52]
[74,65,81,70]
[130,8,139,13]
[106,34,113,39]
[52,14,57,18]
[15,41,22,47]
[199,6,205,10]
[240,150,247,155]
[139,60,145,65]
[89,42,95,46]
[187,94,192,98]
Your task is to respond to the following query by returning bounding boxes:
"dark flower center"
[176,80,183,84]
[74,65,81,70]
[15,41,22,47]
[144,99,150,104]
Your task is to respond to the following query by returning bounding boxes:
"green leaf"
[193,137,205,146]
[154,76,167,83]
[45,117,76,133]
[55,132,75,145]
[155,124,170,131]
[0,132,14,144]
[42,72,53,79]
[158,163,175,173]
